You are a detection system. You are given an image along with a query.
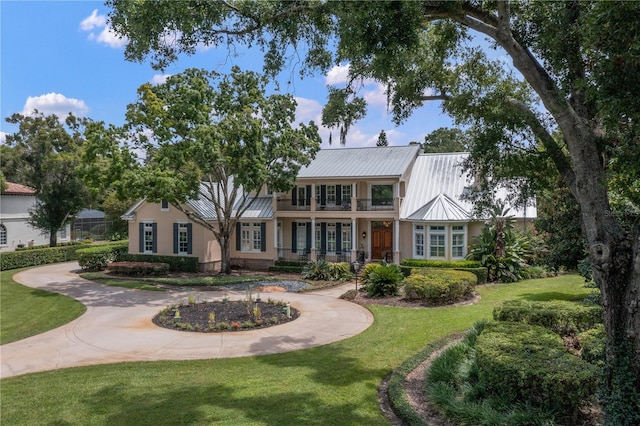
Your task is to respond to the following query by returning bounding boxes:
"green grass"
[79,271,270,288]
[0,269,86,345]
[0,274,590,425]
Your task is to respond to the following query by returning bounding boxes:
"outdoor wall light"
[362,231,367,239]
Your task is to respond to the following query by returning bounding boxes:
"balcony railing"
[317,252,352,263]
[357,198,396,211]
[277,199,310,211]
[277,248,310,262]
[316,202,352,211]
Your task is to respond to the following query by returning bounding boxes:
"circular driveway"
[1,262,373,378]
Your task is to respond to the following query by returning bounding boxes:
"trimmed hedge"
[76,242,129,271]
[401,259,482,268]
[118,253,199,273]
[0,241,128,270]
[268,260,306,273]
[403,269,476,305]
[493,299,603,337]
[15,240,90,251]
[108,261,170,276]
[475,322,599,421]
[399,263,488,284]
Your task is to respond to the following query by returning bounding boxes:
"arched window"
[0,224,7,246]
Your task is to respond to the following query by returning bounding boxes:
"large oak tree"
[105,67,320,274]
[108,1,639,421]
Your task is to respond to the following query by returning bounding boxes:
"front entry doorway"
[371,221,393,261]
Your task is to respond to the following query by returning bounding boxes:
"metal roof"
[297,145,420,179]
[187,182,273,220]
[406,193,471,221]
[401,153,474,220]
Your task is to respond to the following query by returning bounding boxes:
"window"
[372,184,393,206]
[297,186,307,206]
[161,200,169,211]
[342,223,352,252]
[297,222,307,252]
[341,185,352,203]
[0,224,6,246]
[452,225,466,258]
[414,225,425,257]
[429,226,446,258]
[326,185,336,205]
[315,225,322,251]
[177,224,189,254]
[327,223,336,253]
[241,223,262,252]
[58,226,67,239]
[140,222,157,253]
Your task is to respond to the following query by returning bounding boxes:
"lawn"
[0,273,590,425]
[0,268,86,344]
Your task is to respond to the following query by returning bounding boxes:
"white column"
[310,218,316,261]
[394,219,400,264]
[352,218,357,261]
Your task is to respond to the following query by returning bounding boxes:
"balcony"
[277,199,310,211]
[357,198,396,211]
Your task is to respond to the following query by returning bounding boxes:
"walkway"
[0,262,373,378]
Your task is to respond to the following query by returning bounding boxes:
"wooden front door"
[371,225,393,260]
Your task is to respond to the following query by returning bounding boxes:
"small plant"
[208,311,216,324]
[270,316,279,324]
[231,322,240,330]
[173,309,181,322]
[188,294,195,305]
[241,321,254,328]
[363,263,404,297]
[253,304,262,320]
[222,293,228,303]
[218,322,229,330]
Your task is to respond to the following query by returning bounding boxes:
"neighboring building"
[0,182,71,251]
[72,209,107,241]
[122,146,536,271]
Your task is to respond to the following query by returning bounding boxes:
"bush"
[401,259,482,268]
[302,260,353,281]
[0,241,128,270]
[15,240,90,251]
[108,261,170,276]
[118,253,198,272]
[403,269,476,305]
[475,322,599,422]
[76,242,129,271]
[578,323,605,367]
[492,299,603,337]
[401,265,488,284]
[268,265,304,273]
[362,263,404,297]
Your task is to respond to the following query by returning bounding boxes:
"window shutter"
[151,223,157,253]
[291,188,297,206]
[292,221,297,253]
[139,223,144,253]
[306,222,312,253]
[336,186,342,205]
[336,223,342,253]
[187,223,193,254]
[320,185,326,206]
[305,185,311,205]
[260,223,266,252]
[320,222,327,253]
[173,223,179,254]
[236,222,241,251]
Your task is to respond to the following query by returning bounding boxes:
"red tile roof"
[2,182,36,195]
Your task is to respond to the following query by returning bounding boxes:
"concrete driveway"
[0,262,373,378]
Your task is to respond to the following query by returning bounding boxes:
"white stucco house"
[0,182,71,251]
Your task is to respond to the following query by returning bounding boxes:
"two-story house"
[122,146,535,272]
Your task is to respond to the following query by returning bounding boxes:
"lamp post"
[351,260,362,292]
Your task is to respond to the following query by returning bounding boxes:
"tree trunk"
[566,128,640,423]
[49,230,58,247]
[219,234,231,275]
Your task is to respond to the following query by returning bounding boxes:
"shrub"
[76,242,129,271]
[118,254,198,272]
[107,261,170,276]
[362,263,404,297]
[268,265,304,273]
[474,322,599,422]
[578,323,605,367]
[403,269,476,305]
[302,260,353,281]
[0,241,128,270]
[492,300,603,337]
[401,259,482,268]
[401,265,488,284]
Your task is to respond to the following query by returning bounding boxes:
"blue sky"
[1,1,454,149]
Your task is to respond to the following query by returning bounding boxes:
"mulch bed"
[153,299,300,332]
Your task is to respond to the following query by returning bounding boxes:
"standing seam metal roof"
[297,145,420,178]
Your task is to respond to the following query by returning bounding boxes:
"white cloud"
[81,10,128,48]
[80,9,106,31]
[0,132,7,144]
[151,74,171,85]
[325,64,350,85]
[363,82,389,108]
[22,93,89,119]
